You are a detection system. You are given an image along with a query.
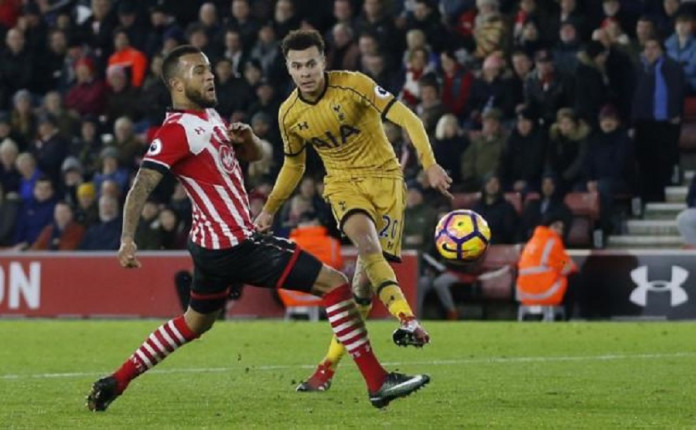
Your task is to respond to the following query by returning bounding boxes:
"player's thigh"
[323,180,378,233]
[187,242,236,315]
[367,177,406,263]
[232,233,324,293]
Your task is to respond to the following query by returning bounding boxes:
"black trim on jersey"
[338,208,375,235]
[329,84,379,112]
[381,97,397,121]
[141,160,170,175]
[383,251,402,264]
[283,142,307,157]
[297,72,330,105]
[376,280,399,295]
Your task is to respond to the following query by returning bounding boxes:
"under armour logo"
[297,121,309,130]
[194,127,205,135]
[629,266,689,307]
[338,201,346,211]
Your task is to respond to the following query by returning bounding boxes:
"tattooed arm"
[118,167,164,268]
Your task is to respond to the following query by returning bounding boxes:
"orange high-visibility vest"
[516,226,577,305]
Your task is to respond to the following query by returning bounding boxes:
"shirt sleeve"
[279,104,306,157]
[141,123,189,173]
[350,72,397,120]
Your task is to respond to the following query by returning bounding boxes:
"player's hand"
[227,122,254,144]
[118,239,141,269]
[254,210,274,233]
[425,164,454,200]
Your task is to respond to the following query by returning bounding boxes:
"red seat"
[503,192,523,215]
[566,217,593,247]
[679,122,696,151]
[451,192,481,209]
[564,192,600,220]
[480,244,522,270]
[684,97,696,121]
[479,245,522,300]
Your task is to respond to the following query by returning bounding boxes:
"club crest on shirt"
[374,86,390,99]
[218,145,236,173]
[147,139,163,156]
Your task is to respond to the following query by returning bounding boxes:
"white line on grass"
[2,352,695,381]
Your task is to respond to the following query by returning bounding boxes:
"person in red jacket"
[289,212,343,271]
[30,201,85,250]
[65,57,107,116]
[516,213,577,306]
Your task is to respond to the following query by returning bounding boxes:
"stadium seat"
[478,244,522,300]
[451,192,481,209]
[564,192,600,248]
[684,97,696,121]
[277,289,323,321]
[503,192,523,215]
[679,122,696,151]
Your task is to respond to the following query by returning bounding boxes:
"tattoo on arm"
[121,168,163,241]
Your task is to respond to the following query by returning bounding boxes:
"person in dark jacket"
[29,114,68,186]
[0,29,35,110]
[574,41,610,127]
[517,173,572,242]
[80,194,122,250]
[500,106,547,193]
[546,108,590,194]
[524,50,575,127]
[585,105,634,234]
[13,176,57,250]
[472,174,519,244]
[631,37,685,202]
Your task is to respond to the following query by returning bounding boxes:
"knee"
[312,265,349,296]
[354,233,381,255]
[183,311,217,335]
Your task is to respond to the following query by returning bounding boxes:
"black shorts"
[186,233,323,313]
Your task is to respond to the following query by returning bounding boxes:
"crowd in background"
[0,0,693,253]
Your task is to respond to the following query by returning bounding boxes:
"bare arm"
[228,122,263,162]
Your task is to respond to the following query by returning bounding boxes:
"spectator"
[524,50,574,127]
[403,181,439,251]
[510,50,533,109]
[107,27,148,88]
[416,76,446,137]
[518,173,572,242]
[601,0,637,40]
[248,80,280,120]
[472,173,519,244]
[41,91,78,140]
[461,108,508,191]
[140,54,169,126]
[514,0,553,44]
[546,108,590,193]
[213,58,253,118]
[289,211,343,270]
[111,116,143,171]
[77,0,117,64]
[500,107,547,193]
[220,28,248,76]
[93,146,129,195]
[30,201,85,250]
[552,0,586,40]
[631,37,685,202]
[68,114,103,178]
[197,3,223,49]
[79,194,122,250]
[326,22,360,71]
[0,112,20,150]
[585,105,634,235]
[42,28,72,93]
[474,0,508,59]
[60,156,85,208]
[516,213,577,307]
[552,21,581,76]
[13,176,57,250]
[158,207,187,250]
[273,0,302,41]
[433,114,468,185]
[30,113,68,185]
[74,182,98,227]
[134,200,162,250]
[665,14,696,94]
[330,0,357,36]
[64,57,108,116]
[466,52,514,125]
[0,28,34,110]
[226,0,261,50]
[438,50,473,118]
[356,0,403,56]
[655,0,682,37]
[629,16,657,64]
[10,89,36,146]
[405,0,449,52]
[15,152,41,202]
[361,53,399,95]
[676,173,696,247]
[515,18,545,57]
[0,182,20,247]
[144,5,180,58]
[116,1,148,52]
[0,138,20,194]
[574,41,610,126]
[250,24,283,80]
[105,65,142,124]
[169,182,192,231]
[592,28,637,122]
[247,113,275,188]
[399,47,433,107]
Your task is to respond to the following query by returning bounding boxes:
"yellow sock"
[362,253,414,319]
[321,299,373,370]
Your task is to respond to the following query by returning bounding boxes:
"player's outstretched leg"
[343,213,430,348]
[86,309,215,412]
[313,266,430,407]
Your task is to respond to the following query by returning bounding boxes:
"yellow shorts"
[323,177,406,262]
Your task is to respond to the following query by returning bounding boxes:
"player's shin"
[362,252,414,319]
[322,284,387,392]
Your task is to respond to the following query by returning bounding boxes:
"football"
[434,209,491,262]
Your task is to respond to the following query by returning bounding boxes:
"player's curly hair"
[281,29,325,58]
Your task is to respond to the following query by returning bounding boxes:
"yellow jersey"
[278,71,402,183]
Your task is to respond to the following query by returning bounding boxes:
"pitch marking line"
[2,352,695,381]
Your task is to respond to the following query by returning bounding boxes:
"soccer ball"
[434,209,491,262]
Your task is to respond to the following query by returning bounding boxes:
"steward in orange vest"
[290,213,343,270]
[516,215,577,305]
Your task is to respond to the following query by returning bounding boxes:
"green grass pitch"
[2,320,696,429]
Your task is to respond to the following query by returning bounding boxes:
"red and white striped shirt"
[142,108,254,249]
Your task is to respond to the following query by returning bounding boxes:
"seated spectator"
[460,108,507,192]
[473,0,508,59]
[215,58,255,118]
[59,156,85,207]
[515,18,545,57]
[30,201,85,250]
[665,14,696,94]
[250,23,283,79]
[74,182,99,227]
[574,41,610,126]
[41,91,78,140]
[105,65,142,125]
[546,108,590,194]
[466,53,514,126]
[135,200,163,250]
[13,176,57,250]
[93,147,129,195]
[30,113,68,185]
[64,57,107,116]
[438,50,473,118]
[677,173,696,247]
[139,54,169,127]
[405,0,449,53]
[80,194,122,250]
[170,182,193,231]
[15,152,42,202]
[518,173,573,242]
[516,213,577,307]
[68,114,104,178]
[361,53,400,95]
[0,138,20,194]
[159,207,187,250]
[399,47,433,108]
[472,174,519,244]
[326,22,360,71]
[500,107,547,193]
[112,116,144,171]
[416,76,446,137]
[100,179,124,202]
[552,21,581,77]
[433,114,468,185]
[403,181,439,251]
[584,105,634,235]
[0,183,21,247]
[279,194,313,236]
[510,50,533,109]
[0,29,33,111]
[591,28,636,123]
[108,27,148,88]
[524,50,574,127]
[11,89,36,146]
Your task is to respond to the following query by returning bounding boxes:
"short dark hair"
[161,45,203,89]
[281,29,325,58]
